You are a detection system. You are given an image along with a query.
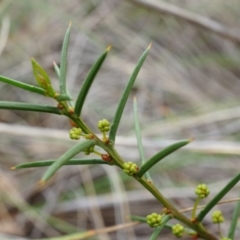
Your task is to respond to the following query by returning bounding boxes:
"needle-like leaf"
[0,75,45,95]
[228,193,240,239]
[12,158,110,169]
[54,62,73,106]
[109,44,151,143]
[136,139,191,178]
[41,140,95,183]
[197,172,240,222]
[53,61,60,79]
[130,215,148,223]
[0,101,61,114]
[150,215,171,240]
[133,97,152,180]
[55,94,72,101]
[59,22,71,95]
[74,45,111,117]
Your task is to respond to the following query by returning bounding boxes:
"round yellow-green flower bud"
[220,238,232,240]
[123,162,139,176]
[212,210,224,224]
[84,146,94,155]
[69,127,82,140]
[172,223,185,238]
[195,184,210,198]
[146,213,162,228]
[98,119,110,132]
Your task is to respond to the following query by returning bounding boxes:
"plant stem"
[96,140,217,239]
[67,114,94,135]
[137,177,217,240]
[70,119,217,240]
[96,142,125,168]
[192,197,200,219]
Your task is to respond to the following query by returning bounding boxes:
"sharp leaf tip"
[106,45,112,52]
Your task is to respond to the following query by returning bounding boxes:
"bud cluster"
[172,223,185,238]
[98,119,110,132]
[122,162,139,176]
[195,184,210,198]
[146,213,162,228]
[84,146,95,155]
[212,210,224,224]
[69,127,82,140]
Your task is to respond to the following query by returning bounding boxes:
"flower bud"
[172,223,185,238]
[69,127,82,140]
[212,210,224,224]
[146,213,162,228]
[84,146,94,155]
[98,119,110,132]
[195,184,210,198]
[123,162,139,176]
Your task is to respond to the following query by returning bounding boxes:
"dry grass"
[0,0,240,239]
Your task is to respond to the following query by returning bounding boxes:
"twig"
[39,222,139,240]
[180,197,240,213]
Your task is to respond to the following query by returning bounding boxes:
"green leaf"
[53,61,60,79]
[133,98,145,162]
[109,44,151,143]
[41,140,96,183]
[0,101,61,114]
[136,139,191,178]
[31,58,56,97]
[74,45,111,117]
[197,172,240,222]
[59,23,71,95]
[133,97,152,180]
[149,215,171,240]
[130,215,147,223]
[228,193,240,239]
[12,158,111,169]
[0,75,46,95]
[55,94,72,102]
[53,62,73,106]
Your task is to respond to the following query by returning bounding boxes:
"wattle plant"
[1,23,240,240]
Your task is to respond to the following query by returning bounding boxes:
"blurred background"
[0,0,240,239]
